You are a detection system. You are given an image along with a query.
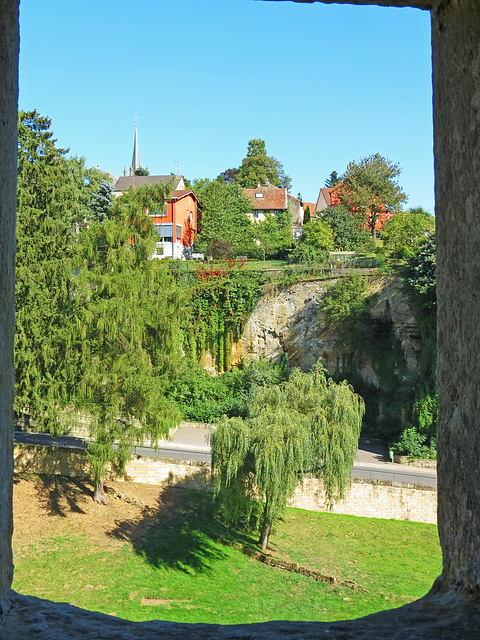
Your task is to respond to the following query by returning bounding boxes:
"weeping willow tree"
[211,365,364,550]
[72,183,183,503]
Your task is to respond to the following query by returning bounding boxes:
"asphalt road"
[14,426,437,487]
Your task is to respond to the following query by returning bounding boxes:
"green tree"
[288,243,328,265]
[255,209,292,260]
[73,182,183,503]
[212,366,364,550]
[89,179,114,222]
[322,205,372,251]
[303,205,311,225]
[339,153,407,238]
[322,273,369,328]
[192,178,256,257]
[235,139,292,190]
[302,218,335,251]
[325,170,340,188]
[382,208,435,258]
[402,234,437,445]
[216,168,238,184]
[15,110,102,430]
[403,233,436,323]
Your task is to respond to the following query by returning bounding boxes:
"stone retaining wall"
[14,444,437,524]
[291,477,437,524]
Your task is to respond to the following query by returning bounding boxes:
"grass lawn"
[13,486,441,625]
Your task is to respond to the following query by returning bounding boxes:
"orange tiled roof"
[243,185,288,210]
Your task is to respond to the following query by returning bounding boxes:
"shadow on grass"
[15,473,91,517]
[106,472,256,575]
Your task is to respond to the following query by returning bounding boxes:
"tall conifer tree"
[73,183,183,503]
[15,111,103,429]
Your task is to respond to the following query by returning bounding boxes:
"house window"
[255,193,264,199]
[159,223,173,241]
[273,210,281,217]
[253,210,259,218]
[176,224,182,240]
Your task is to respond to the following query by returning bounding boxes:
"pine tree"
[325,171,340,188]
[89,179,114,222]
[73,183,183,503]
[235,139,292,190]
[15,111,100,430]
[211,365,364,550]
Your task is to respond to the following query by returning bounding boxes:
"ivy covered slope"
[320,237,437,453]
[178,260,266,371]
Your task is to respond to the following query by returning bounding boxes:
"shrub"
[392,427,436,459]
[392,427,425,458]
[288,243,329,265]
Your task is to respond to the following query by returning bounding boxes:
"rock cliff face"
[231,275,420,385]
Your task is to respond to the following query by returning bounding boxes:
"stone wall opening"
[2,0,480,637]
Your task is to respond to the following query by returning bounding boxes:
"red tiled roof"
[303,202,316,213]
[243,186,287,210]
[170,189,199,203]
[320,188,332,207]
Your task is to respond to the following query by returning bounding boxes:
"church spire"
[132,118,140,174]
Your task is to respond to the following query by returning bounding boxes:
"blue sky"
[19,0,434,212]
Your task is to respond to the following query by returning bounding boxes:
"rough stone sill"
[2,589,480,639]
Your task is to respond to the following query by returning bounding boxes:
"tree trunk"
[93,476,108,505]
[259,516,272,551]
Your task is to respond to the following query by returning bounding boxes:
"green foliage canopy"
[235,139,292,191]
[339,153,407,237]
[322,273,369,328]
[15,110,105,429]
[212,365,364,550]
[321,205,372,251]
[73,182,183,502]
[382,208,435,258]
[192,178,256,257]
[301,219,335,251]
[254,209,293,260]
[400,234,437,449]
[166,358,287,423]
